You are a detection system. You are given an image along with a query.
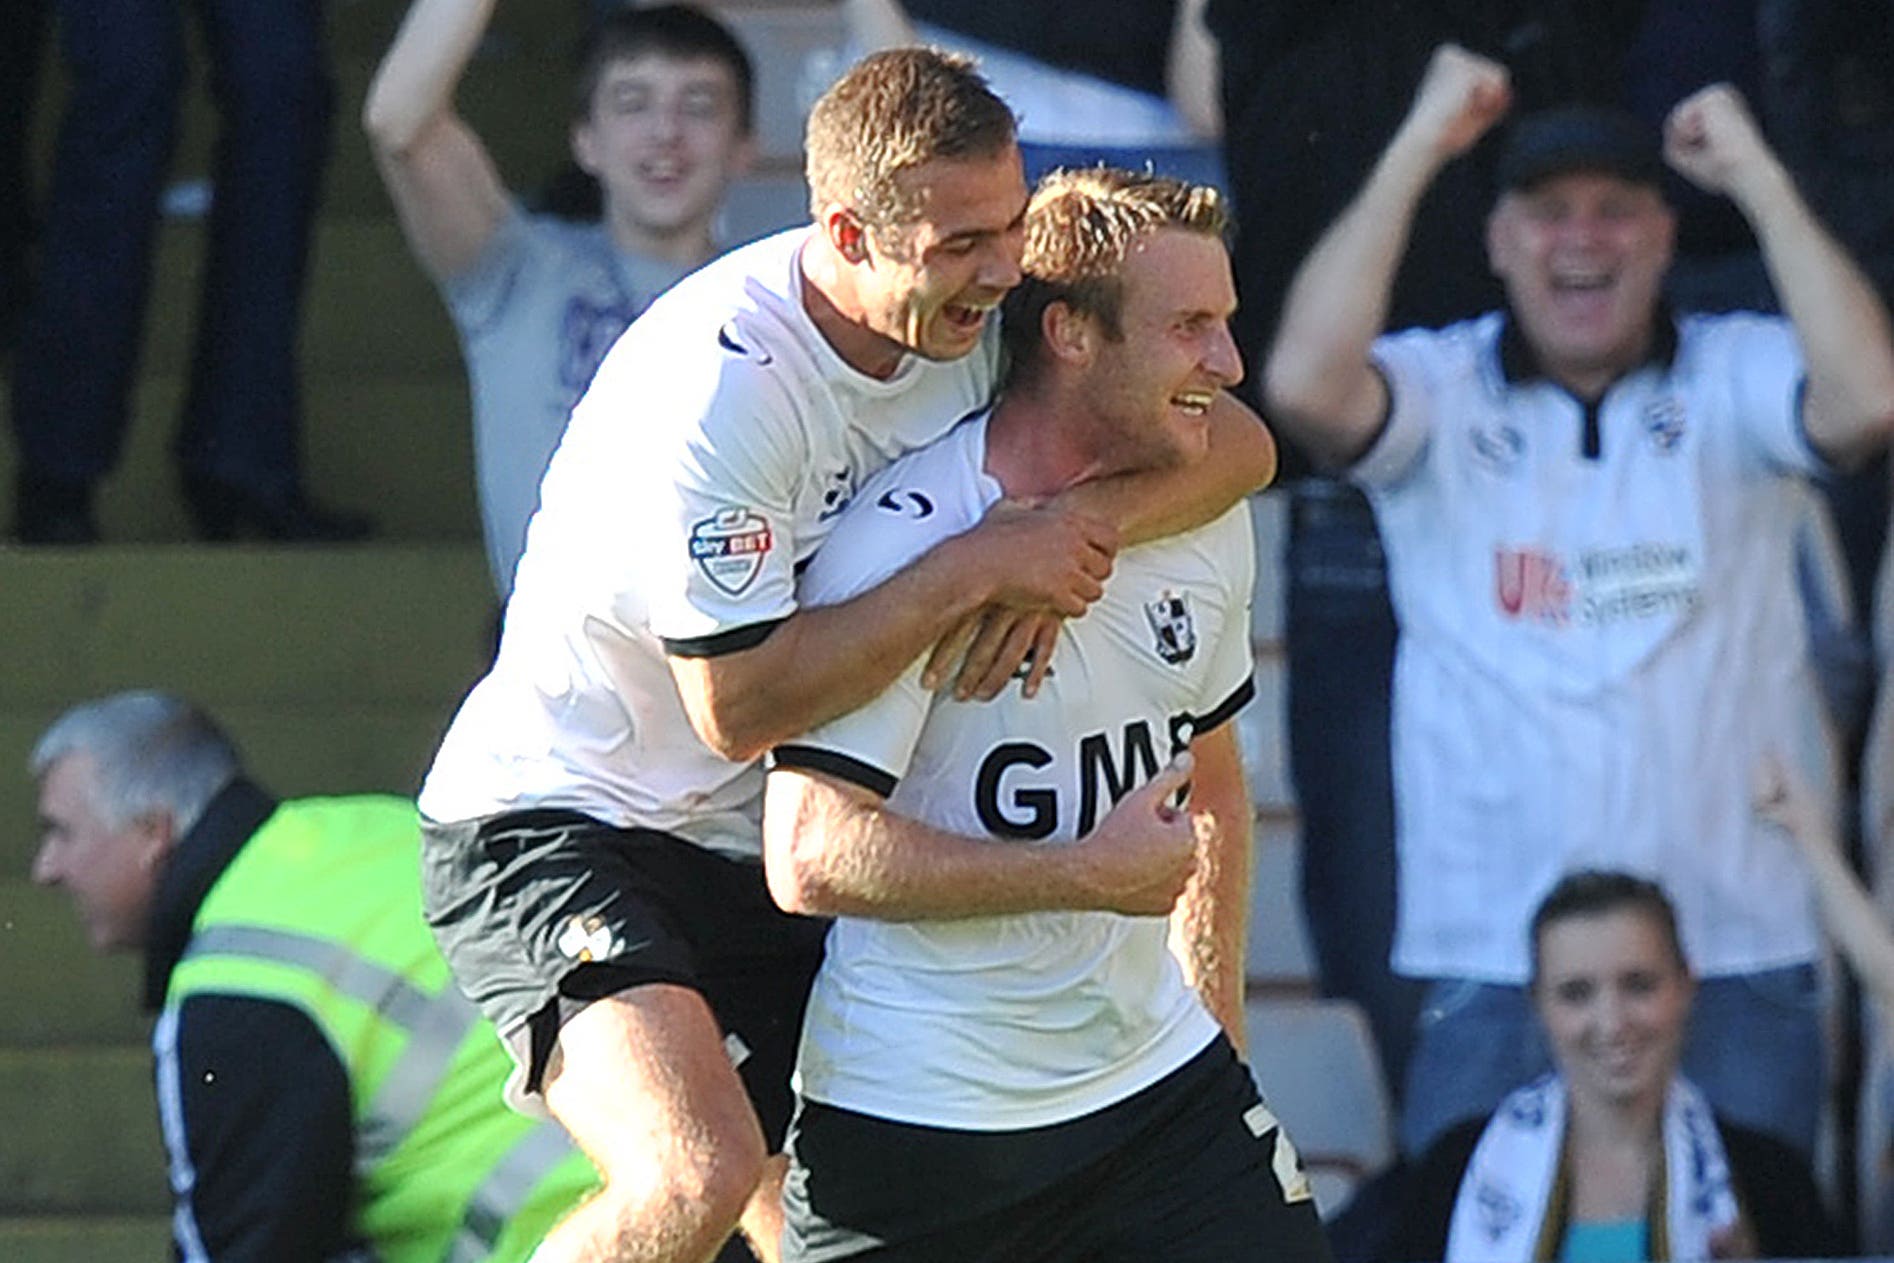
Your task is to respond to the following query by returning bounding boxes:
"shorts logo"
[556,915,618,963]
[1144,591,1196,665]
[690,508,774,596]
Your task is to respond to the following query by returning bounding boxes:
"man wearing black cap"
[1265,43,1894,1159]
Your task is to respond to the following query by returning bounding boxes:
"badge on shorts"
[556,915,619,963]
[690,508,774,596]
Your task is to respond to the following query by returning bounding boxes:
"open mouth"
[1171,390,1216,417]
[637,156,690,189]
[1548,268,1617,306]
[942,303,991,332]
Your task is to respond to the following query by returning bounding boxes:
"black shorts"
[782,1036,1333,1263]
[420,809,829,1148]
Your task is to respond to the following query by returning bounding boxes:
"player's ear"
[821,205,871,265]
[1042,300,1094,366]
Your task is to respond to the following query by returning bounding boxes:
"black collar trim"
[1495,305,1681,393]
[143,778,279,1010]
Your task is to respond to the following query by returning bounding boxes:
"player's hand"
[1664,84,1777,200]
[1077,754,1200,917]
[960,501,1118,617]
[922,607,1063,701]
[1753,750,1837,860]
[1400,44,1512,164]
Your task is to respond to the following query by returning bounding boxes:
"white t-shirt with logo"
[1358,310,1830,983]
[775,412,1256,1129]
[419,228,1000,858]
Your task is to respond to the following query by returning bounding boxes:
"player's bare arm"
[926,393,1273,703]
[1265,43,1511,468]
[670,504,1117,763]
[364,0,511,280]
[1664,86,1894,467]
[764,755,1197,921]
[1058,391,1276,545]
[1166,724,1251,1054]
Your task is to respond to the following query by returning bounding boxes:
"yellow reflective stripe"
[183,924,481,1165]
[448,1122,582,1260]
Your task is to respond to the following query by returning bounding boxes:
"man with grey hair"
[28,691,598,1262]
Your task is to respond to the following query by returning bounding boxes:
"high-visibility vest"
[164,796,599,1262]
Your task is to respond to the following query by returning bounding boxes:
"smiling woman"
[1391,871,1844,1263]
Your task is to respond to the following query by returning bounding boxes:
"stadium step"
[0,880,148,1047]
[0,1215,172,1263]
[0,544,493,870]
[0,1046,168,1216]
[0,367,476,543]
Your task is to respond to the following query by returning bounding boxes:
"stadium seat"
[1243,997,1395,1219]
[1247,823,1315,993]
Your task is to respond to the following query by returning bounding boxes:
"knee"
[595,1118,767,1245]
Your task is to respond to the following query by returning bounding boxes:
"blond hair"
[804,47,1016,230]
[1000,166,1228,385]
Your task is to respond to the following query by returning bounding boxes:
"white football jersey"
[1359,311,1829,982]
[420,228,1000,857]
[775,412,1257,1129]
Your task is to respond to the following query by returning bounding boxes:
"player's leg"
[738,1155,789,1262]
[420,812,773,1263]
[535,984,767,1263]
[670,839,829,1263]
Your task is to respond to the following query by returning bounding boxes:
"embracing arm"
[1168,723,1252,1052]
[363,0,511,280]
[670,505,1116,763]
[1263,44,1511,468]
[1061,392,1275,545]
[763,759,1197,920]
[933,394,1273,702]
[1663,86,1894,468]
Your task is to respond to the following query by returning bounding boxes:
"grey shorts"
[420,809,828,1148]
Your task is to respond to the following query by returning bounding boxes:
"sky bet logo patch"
[690,508,773,596]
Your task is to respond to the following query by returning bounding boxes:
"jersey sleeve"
[438,202,545,337]
[1192,503,1259,736]
[628,352,811,658]
[771,659,935,798]
[1695,314,1827,476]
[766,452,979,794]
[155,995,361,1263]
[1353,327,1443,486]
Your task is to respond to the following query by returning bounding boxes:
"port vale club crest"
[1144,591,1196,665]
